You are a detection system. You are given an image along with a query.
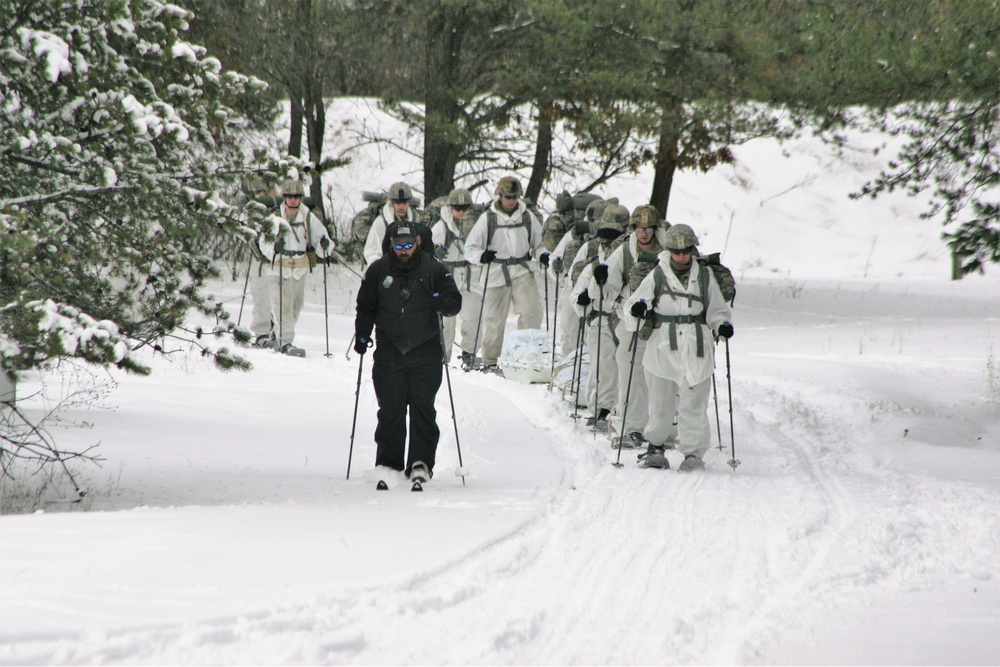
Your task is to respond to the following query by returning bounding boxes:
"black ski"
[411,479,424,492]
[376,480,389,490]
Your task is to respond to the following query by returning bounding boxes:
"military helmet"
[242,175,268,195]
[585,199,609,225]
[598,204,631,234]
[495,176,523,197]
[663,223,700,250]
[630,205,662,229]
[281,179,305,196]
[387,182,413,202]
[448,188,473,207]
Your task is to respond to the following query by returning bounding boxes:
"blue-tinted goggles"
[393,242,415,251]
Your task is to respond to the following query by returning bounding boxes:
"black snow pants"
[371,337,443,475]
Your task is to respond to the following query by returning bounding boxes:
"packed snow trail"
[15,356,998,665]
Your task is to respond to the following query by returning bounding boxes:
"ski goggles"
[393,242,415,251]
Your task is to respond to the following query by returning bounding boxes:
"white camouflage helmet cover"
[663,223,699,250]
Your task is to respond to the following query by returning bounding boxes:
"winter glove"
[593,263,609,285]
[353,336,371,355]
[431,292,443,314]
[551,257,564,274]
[539,252,550,268]
[274,237,286,256]
[717,321,734,339]
[577,291,591,307]
[434,245,447,259]
[630,300,648,318]
[480,249,497,264]
[319,236,330,251]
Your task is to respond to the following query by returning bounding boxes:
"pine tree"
[0,0,267,378]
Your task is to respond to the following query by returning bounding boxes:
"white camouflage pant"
[249,261,272,337]
[584,312,618,414]
[614,320,649,436]
[442,285,483,362]
[480,272,542,366]
[644,372,711,459]
[267,273,307,347]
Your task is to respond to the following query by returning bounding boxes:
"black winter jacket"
[355,251,462,356]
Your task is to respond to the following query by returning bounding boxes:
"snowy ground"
[2,109,1000,665]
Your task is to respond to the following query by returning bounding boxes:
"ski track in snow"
[4,279,1000,665]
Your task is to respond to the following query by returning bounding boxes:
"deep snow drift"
[2,103,999,665]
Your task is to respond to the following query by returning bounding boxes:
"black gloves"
[630,300,648,318]
[593,263,609,285]
[480,249,497,264]
[551,257,564,274]
[274,238,286,255]
[577,291,591,307]
[431,292,443,314]
[539,252,550,268]
[434,245,447,259]
[354,336,371,355]
[320,236,330,250]
[717,322,734,339]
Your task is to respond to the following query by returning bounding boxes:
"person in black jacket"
[354,222,463,482]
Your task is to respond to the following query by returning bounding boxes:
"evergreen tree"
[0,0,267,379]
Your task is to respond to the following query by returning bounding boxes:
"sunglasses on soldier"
[393,242,415,251]
[452,205,470,212]
[501,194,519,200]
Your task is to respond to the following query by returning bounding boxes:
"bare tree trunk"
[289,99,303,158]
[305,77,326,221]
[422,8,464,202]
[650,102,681,217]
[526,100,554,205]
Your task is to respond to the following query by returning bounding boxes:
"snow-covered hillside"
[2,101,999,665]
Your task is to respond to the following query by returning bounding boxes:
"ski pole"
[549,263,561,387]
[591,282,605,430]
[437,312,466,486]
[712,373,723,451]
[571,302,589,420]
[613,328,641,468]
[276,243,284,352]
[543,265,550,331]
[327,249,365,280]
[346,348,367,479]
[236,254,252,327]
[345,333,355,361]
[320,241,331,357]
[471,261,491,370]
[725,337,739,470]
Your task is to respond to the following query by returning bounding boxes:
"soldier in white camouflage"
[621,223,734,472]
[362,182,422,266]
[430,187,483,369]
[464,176,545,372]
[591,204,670,449]
[569,204,630,430]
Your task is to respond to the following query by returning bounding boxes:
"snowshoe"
[481,364,503,376]
[637,444,670,469]
[586,409,611,430]
[612,432,645,450]
[376,480,389,491]
[460,352,476,372]
[253,334,276,349]
[280,343,306,357]
[678,454,705,472]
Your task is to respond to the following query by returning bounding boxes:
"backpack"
[351,191,386,243]
[638,253,736,342]
[697,252,736,305]
[351,191,425,243]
